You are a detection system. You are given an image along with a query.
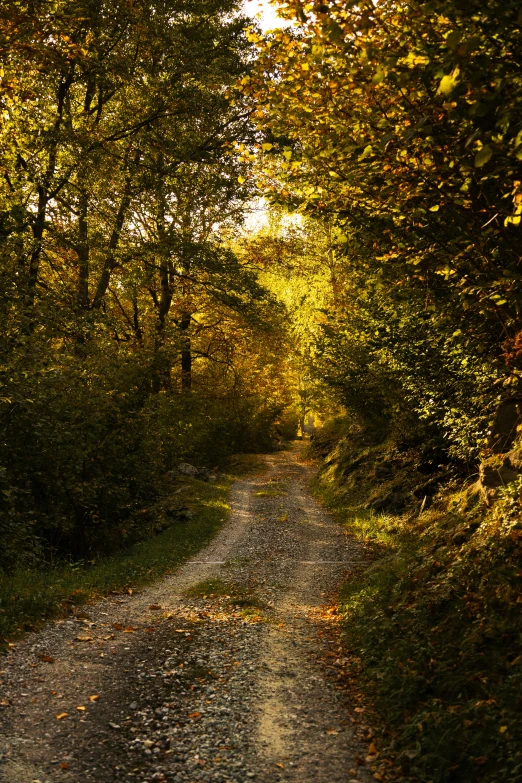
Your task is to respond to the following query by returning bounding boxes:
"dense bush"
[0,335,288,569]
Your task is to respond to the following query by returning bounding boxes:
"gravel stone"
[0,446,375,783]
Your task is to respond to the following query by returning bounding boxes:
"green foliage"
[242,0,522,459]
[241,211,343,431]
[0,471,233,645]
[0,0,293,572]
[312,424,522,783]
[0,339,287,568]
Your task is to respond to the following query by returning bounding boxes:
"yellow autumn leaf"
[475,145,493,168]
[438,67,460,96]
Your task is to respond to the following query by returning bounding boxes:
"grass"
[255,479,288,497]
[0,459,263,649]
[185,577,268,614]
[311,436,522,783]
[184,577,234,598]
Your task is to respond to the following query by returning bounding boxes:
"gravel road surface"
[0,445,374,783]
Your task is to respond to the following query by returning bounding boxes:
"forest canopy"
[240,0,522,458]
[0,0,294,569]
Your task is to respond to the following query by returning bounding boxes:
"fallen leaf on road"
[76,635,93,642]
[56,713,68,720]
[0,699,9,706]
[112,623,124,631]
[276,763,285,769]
[327,729,339,735]
[188,712,201,719]
[123,627,135,633]
[149,604,162,610]
[89,695,99,701]
[109,722,120,729]
[38,654,55,663]
[77,706,86,711]
[368,743,378,755]
[60,762,69,769]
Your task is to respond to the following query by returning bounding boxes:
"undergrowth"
[0,454,264,649]
[310,422,522,783]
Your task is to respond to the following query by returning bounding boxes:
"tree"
[239,0,522,457]
[0,0,292,568]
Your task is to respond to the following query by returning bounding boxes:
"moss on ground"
[255,479,288,497]
[0,455,264,649]
[310,422,522,783]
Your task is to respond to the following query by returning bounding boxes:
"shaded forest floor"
[0,456,263,648]
[310,421,522,783]
[2,432,520,783]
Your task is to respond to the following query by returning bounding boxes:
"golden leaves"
[474,145,493,168]
[437,68,460,96]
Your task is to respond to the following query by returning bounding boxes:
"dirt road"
[0,446,373,783]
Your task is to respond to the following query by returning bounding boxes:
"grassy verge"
[0,454,264,649]
[310,431,522,783]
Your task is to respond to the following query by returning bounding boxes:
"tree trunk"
[27,185,47,305]
[77,191,90,309]
[27,67,75,305]
[180,311,192,392]
[91,147,140,309]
